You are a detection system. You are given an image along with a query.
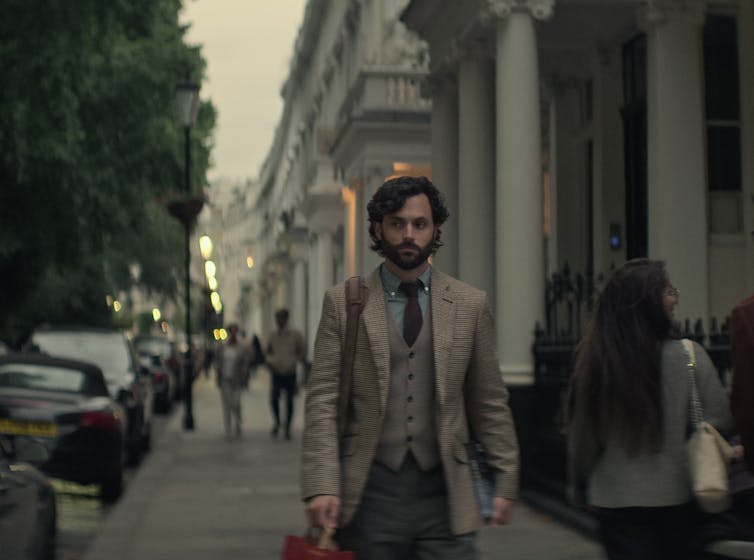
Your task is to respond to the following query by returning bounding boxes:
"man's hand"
[487,497,514,526]
[305,495,341,529]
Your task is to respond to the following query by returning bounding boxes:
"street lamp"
[175,75,200,431]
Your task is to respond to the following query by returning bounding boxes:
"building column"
[458,55,496,297]
[290,233,309,341]
[305,191,342,355]
[427,76,459,277]
[493,0,553,383]
[644,0,708,323]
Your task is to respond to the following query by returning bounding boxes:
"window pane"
[704,15,740,120]
[707,127,742,191]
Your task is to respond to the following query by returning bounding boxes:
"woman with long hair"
[567,258,732,559]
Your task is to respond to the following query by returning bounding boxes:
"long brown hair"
[571,259,674,454]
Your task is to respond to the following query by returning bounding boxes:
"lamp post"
[175,75,201,431]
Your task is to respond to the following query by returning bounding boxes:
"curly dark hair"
[367,176,449,254]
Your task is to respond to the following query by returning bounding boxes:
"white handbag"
[683,339,736,513]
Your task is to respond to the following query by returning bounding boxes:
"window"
[704,15,741,193]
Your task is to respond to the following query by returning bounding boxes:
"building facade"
[402,0,754,384]
[250,0,754,383]
[249,0,431,351]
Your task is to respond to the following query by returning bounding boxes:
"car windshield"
[134,337,170,357]
[0,364,97,394]
[31,332,133,384]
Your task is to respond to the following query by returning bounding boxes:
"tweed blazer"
[301,267,519,535]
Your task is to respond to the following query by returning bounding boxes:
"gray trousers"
[337,454,477,560]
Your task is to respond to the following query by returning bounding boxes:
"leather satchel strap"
[338,276,367,436]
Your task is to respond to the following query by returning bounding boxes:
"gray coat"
[568,339,732,508]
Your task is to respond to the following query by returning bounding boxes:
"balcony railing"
[336,69,431,132]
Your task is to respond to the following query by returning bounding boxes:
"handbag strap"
[681,338,704,428]
[338,276,367,437]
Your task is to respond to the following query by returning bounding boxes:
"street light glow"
[246,256,254,268]
[207,276,218,291]
[106,294,114,307]
[210,291,222,313]
[113,300,122,312]
[204,260,216,278]
[199,235,213,260]
[152,308,161,322]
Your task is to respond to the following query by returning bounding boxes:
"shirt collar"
[380,264,431,296]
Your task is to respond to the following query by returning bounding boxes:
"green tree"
[0,0,215,346]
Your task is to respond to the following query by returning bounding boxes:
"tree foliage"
[0,0,215,345]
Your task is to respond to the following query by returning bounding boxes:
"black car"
[29,327,152,465]
[0,433,57,560]
[0,354,126,503]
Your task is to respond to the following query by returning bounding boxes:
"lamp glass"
[176,81,200,127]
[199,235,213,259]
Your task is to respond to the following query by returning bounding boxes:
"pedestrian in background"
[567,259,732,559]
[216,323,249,441]
[266,308,305,440]
[302,176,519,559]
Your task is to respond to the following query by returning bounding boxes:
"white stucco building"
[249,0,754,382]
[248,0,431,351]
[402,0,754,384]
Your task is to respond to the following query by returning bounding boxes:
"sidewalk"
[84,373,604,560]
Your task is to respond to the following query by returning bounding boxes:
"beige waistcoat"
[374,305,440,471]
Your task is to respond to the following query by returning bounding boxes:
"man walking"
[302,176,519,559]
[266,308,305,440]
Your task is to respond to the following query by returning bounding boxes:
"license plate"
[0,418,58,438]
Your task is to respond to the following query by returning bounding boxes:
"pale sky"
[181,0,308,183]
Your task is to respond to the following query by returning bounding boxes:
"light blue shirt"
[380,265,431,338]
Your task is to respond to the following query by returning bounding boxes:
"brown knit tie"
[400,282,422,347]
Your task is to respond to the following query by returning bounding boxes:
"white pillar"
[429,77,459,277]
[645,1,708,323]
[459,56,496,297]
[494,1,552,383]
[317,230,334,294]
[292,258,307,338]
[307,235,320,358]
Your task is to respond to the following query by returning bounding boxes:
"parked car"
[0,433,57,560]
[29,326,152,466]
[137,353,175,413]
[134,335,181,406]
[0,353,126,503]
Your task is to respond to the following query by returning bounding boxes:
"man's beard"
[380,238,435,270]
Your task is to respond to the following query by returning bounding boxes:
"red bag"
[281,528,354,560]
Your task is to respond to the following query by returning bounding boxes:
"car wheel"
[36,490,57,560]
[101,468,124,504]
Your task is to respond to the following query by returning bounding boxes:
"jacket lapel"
[363,268,390,412]
[431,270,455,407]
